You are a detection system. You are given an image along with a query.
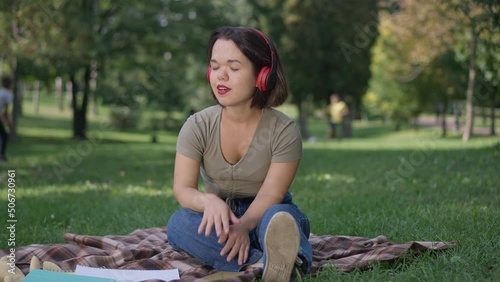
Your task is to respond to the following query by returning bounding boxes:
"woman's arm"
[172,152,205,211]
[220,160,300,263]
[240,160,300,231]
[173,152,238,237]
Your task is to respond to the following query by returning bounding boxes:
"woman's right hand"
[198,194,240,238]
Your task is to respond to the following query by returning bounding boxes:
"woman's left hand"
[219,222,251,265]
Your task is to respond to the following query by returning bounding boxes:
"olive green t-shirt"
[176,105,302,199]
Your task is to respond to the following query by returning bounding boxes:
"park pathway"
[415,115,494,136]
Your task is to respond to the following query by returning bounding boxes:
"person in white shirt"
[0,75,14,162]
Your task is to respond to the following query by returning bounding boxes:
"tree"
[0,0,30,141]
[365,1,450,129]
[366,0,498,138]
[410,51,467,136]
[249,0,378,138]
[3,0,253,140]
[440,0,499,141]
[7,0,129,139]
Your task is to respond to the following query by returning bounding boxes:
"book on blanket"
[23,267,180,282]
[75,265,180,281]
[23,269,115,282]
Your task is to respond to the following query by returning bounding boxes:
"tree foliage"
[443,0,499,140]
[1,0,244,138]
[366,0,498,137]
[1,0,497,140]
[248,0,379,137]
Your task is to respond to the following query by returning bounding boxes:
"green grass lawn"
[0,99,499,281]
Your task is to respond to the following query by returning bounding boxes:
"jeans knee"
[263,204,310,236]
[264,204,302,219]
[167,209,180,228]
[166,209,188,244]
[265,204,289,214]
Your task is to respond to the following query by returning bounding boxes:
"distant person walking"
[327,94,349,139]
[0,75,14,162]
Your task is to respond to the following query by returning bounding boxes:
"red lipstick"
[217,84,231,95]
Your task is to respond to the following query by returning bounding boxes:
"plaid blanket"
[1,227,456,281]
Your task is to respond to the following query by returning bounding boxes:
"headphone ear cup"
[206,66,211,83]
[256,67,271,91]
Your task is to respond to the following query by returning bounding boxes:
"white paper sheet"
[75,265,180,282]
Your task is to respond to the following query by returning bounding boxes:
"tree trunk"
[481,105,487,126]
[343,97,353,138]
[453,101,461,132]
[55,76,64,111]
[462,23,478,142]
[33,80,40,114]
[441,99,448,137]
[342,115,352,138]
[90,61,99,115]
[71,66,90,140]
[90,92,98,116]
[66,80,73,109]
[395,122,401,131]
[490,93,496,136]
[296,99,309,139]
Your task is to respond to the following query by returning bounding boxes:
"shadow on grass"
[307,119,407,139]
[8,138,497,202]
[0,187,179,247]
[20,115,74,130]
[437,132,500,141]
[6,141,176,189]
[16,114,180,146]
[15,135,141,145]
[351,125,398,139]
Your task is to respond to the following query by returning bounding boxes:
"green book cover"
[23,269,116,282]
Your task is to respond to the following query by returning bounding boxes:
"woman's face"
[209,39,257,108]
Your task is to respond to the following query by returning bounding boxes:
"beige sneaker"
[262,212,300,282]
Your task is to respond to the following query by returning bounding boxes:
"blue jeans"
[167,193,312,273]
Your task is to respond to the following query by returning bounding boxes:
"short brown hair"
[206,26,288,108]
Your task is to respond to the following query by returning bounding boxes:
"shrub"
[109,106,142,130]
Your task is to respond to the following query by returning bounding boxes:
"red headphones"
[207,28,277,91]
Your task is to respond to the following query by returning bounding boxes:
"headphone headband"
[251,29,277,91]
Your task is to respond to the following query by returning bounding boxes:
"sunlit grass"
[0,96,499,281]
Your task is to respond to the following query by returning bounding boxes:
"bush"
[109,106,142,130]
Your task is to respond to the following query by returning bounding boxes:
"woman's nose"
[217,68,228,81]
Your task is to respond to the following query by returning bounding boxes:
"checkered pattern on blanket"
[0,227,456,281]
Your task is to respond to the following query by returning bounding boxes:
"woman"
[167,26,312,282]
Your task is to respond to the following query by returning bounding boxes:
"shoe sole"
[262,212,300,282]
